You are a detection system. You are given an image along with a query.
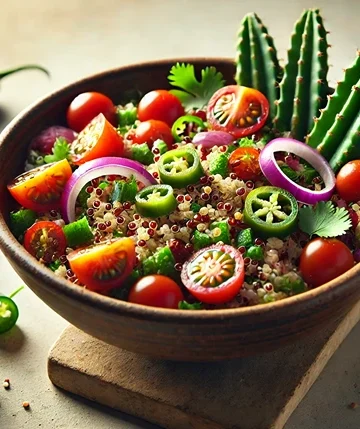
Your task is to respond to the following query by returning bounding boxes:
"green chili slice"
[135,184,177,218]
[158,147,204,189]
[243,186,298,238]
[171,115,206,142]
[0,297,19,334]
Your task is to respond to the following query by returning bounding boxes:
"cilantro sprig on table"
[298,201,352,238]
[43,138,71,163]
[168,63,225,110]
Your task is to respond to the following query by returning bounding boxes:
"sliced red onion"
[259,138,335,204]
[61,157,156,223]
[192,131,234,148]
[30,126,77,154]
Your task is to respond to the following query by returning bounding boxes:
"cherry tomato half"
[70,113,124,165]
[67,237,136,293]
[138,90,184,127]
[181,244,244,304]
[299,238,354,287]
[207,85,269,138]
[24,221,66,264]
[229,147,261,181]
[336,160,360,203]
[67,91,116,132]
[128,275,184,309]
[8,159,72,212]
[127,119,173,149]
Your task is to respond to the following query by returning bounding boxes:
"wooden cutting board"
[48,300,360,429]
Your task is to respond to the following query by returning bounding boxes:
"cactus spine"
[274,9,330,140]
[235,13,282,120]
[305,51,360,172]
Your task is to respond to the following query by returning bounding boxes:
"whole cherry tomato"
[228,147,261,181]
[67,92,116,132]
[127,120,173,149]
[207,85,269,138]
[299,237,354,287]
[336,160,360,203]
[128,275,184,309]
[138,90,184,126]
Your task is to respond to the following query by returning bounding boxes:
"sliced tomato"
[207,85,269,138]
[67,91,116,132]
[24,221,66,264]
[7,159,72,212]
[67,237,136,293]
[70,113,124,165]
[128,275,184,309]
[126,119,173,149]
[180,244,244,304]
[228,147,261,181]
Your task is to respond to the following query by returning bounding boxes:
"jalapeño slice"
[243,186,298,238]
[171,115,206,142]
[0,296,19,334]
[135,184,177,218]
[158,147,204,189]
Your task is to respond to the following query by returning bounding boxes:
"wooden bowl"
[0,58,359,362]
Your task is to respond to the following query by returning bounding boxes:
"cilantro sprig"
[44,138,71,163]
[168,63,225,110]
[299,201,352,238]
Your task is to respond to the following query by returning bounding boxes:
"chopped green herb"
[238,137,255,147]
[299,201,352,238]
[280,165,299,181]
[235,228,254,249]
[77,185,90,209]
[116,103,138,127]
[49,260,62,272]
[98,181,109,190]
[168,63,225,110]
[142,246,176,278]
[43,138,70,163]
[209,152,229,177]
[110,176,137,204]
[193,229,213,251]
[275,274,306,295]
[190,203,201,213]
[178,301,203,310]
[10,209,36,239]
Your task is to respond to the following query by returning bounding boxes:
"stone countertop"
[0,1,359,428]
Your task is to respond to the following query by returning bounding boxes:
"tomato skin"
[336,160,360,203]
[299,238,354,287]
[128,275,184,309]
[67,92,116,132]
[181,244,245,304]
[229,147,261,181]
[71,113,124,165]
[7,159,72,212]
[207,85,269,138]
[127,120,173,149]
[138,90,184,127]
[24,221,66,264]
[68,238,136,293]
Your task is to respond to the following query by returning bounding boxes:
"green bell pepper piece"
[245,245,264,261]
[235,228,254,248]
[63,216,93,248]
[131,143,154,165]
[210,220,231,244]
[142,246,176,278]
[10,209,36,239]
[193,229,212,251]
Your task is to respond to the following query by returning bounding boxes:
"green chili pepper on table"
[0,286,24,334]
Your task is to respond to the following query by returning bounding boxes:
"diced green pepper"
[193,229,212,251]
[110,176,138,204]
[10,209,37,239]
[63,216,94,248]
[178,301,203,310]
[190,203,202,213]
[274,273,306,295]
[77,185,90,209]
[49,260,62,272]
[210,220,231,244]
[131,143,154,165]
[209,153,229,177]
[245,245,264,261]
[116,103,138,127]
[235,228,254,248]
[98,181,109,190]
[142,246,176,278]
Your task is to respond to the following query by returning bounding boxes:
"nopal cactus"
[235,13,282,120]
[273,9,330,140]
[307,51,360,172]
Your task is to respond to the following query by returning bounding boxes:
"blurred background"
[1,1,359,428]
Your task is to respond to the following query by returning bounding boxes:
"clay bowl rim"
[0,56,358,323]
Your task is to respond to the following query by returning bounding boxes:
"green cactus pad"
[235,13,282,120]
[274,9,330,140]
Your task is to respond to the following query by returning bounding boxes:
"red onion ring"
[192,131,234,148]
[259,138,335,204]
[61,157,156,223]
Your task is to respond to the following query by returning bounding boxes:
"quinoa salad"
[6,9,360,310]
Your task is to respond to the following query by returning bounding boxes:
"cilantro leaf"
[168,63,225,110]
[178,301,203,310]
[238,137,255,147]
[299,201,352,238]
[280,165,299,181]
[44,138,70,163]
